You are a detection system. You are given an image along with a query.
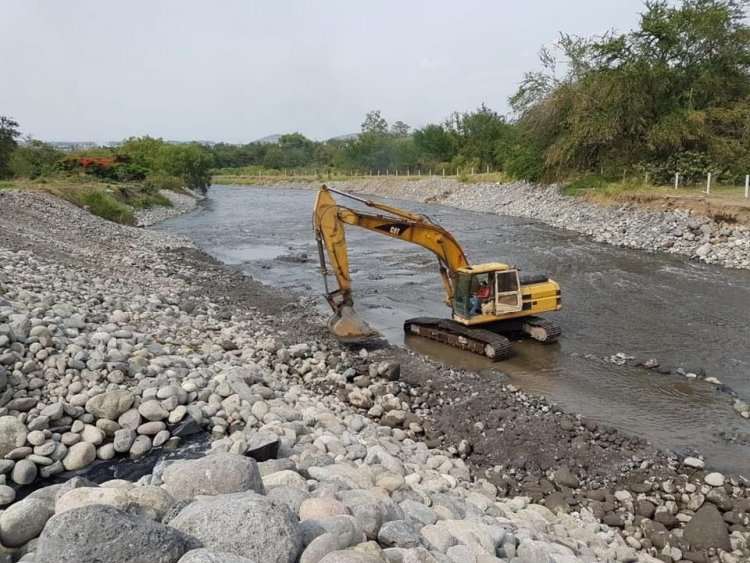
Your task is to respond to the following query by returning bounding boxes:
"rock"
[683,504,731,551]
[169,491,302,562]
[0,484,15,506]
[81,424,106,445]
[130,435,152,458]
[0,416,28,457]
[62,442,96,471]
[339,489,404,539]
[36,505,197,563]
[318,552,383,563]
[300,498,350,521]
[377,519,420,548]
[11,459,37,485]
[300,532,343,563]
[178,549,256,563]
[553,467,578,489]
[56,486,131,514]
[85,390,134,420]
[704,472,725,487]
[263,469,308,491]
[244,431,280,462]
[129,486,176,520]
[683,457,705,469]
[0,497,54,547]
[139,399,169,421]
[162,453,265,500]
[114,428,136,452]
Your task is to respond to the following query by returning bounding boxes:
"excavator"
[313,185,561,360]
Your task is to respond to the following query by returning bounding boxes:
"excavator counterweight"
[312,186,562,359]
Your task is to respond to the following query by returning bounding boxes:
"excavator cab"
[452,265,522,322]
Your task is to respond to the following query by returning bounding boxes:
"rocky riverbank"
[251,178,750,270]
[0,189,748,562]
[134,188,205,227]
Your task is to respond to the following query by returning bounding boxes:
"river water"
[160,185,750,474]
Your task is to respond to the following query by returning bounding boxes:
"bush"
[73,190,134,225]
[144,174,183,192]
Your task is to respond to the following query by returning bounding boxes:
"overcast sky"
[1,0,648,143]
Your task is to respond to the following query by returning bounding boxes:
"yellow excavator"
[313,186,561,360]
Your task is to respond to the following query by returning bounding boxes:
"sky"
[1,0,648,143]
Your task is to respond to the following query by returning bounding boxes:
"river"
[160,185,750,474]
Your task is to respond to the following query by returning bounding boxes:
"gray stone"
[178,549,256,563]
[169,491,302,563]
[553,467,578,489]
[114,428,136,452]
[300,532,342,563]
[11,459,37,485]
[400,500,437,529]
[163,453,265,501]
[339,489,404,539]
[139,399,169,421]
[62,441,96,471]
[318,552,383,563]
[0,497,54,547]
[37,505,197,563]
[130,435,152,458]
[245,431,280,462]
[85,390,134,420]
[0,416,28,457]
[0,484,15,506]
[266,486,311,515]
[683,504,731,551]
[377,519,420,548]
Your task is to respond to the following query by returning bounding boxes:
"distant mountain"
[252,134,283,144]
[328,132,359,142]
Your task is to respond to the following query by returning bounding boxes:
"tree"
[446,105,513,169]
[361,110,389,134]
[413,124,455,164]
[158,143,214,193]
[391,121,411,137]
[511,0,750,181]
[0,116,21,178]
[9,140,64,178]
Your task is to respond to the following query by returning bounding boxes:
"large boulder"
[62,441,96,471]
[56,486,131,514]
[162,454,264,501]
[36,505,197,563]
[338,489,404,539]
[169,491,302,562]
[85,390,135,421]
[0,497,54,547]
[683,504,731,551]
[0,416,28,457]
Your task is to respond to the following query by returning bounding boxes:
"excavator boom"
[314,186,470,335]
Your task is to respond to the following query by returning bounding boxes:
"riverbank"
[0,189,748,562]
[229,177,750,270]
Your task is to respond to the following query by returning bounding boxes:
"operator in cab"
[469,280,491,316]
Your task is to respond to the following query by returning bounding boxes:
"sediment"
[0,188,747,562]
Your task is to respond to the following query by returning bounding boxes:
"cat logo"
[376,223,410,236]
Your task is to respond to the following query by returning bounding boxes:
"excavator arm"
[313,185,470,340]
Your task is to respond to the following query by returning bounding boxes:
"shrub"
[73,190,134,225]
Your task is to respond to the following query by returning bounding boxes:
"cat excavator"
[313,185,561,360]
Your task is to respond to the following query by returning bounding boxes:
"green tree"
[0,116,21,178]
[511,0,750,181]
[413,124,456,165]
[159,143,214,193]
[9,139,64,178]
[361,110,389,134]
[447,105,514,169]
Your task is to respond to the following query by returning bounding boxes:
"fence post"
[471,167,474,175]
[706,172,712,194]
[746,175,749,199]
[675,173,679,190]
[442,169,445,177]
[486,165,490,174]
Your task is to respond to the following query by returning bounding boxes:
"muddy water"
[161,186,750,473]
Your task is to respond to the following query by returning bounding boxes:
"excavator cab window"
[453,273,473,317]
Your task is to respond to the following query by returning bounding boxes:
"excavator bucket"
[328,305,380,342]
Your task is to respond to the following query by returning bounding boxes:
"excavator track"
[404,317,513,360]
[521,317,562,343]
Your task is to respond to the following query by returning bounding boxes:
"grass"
[561,174,748,203]
[212,170,513,186]
[1,176,178,224]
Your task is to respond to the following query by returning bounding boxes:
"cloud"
[420,58,441,71]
